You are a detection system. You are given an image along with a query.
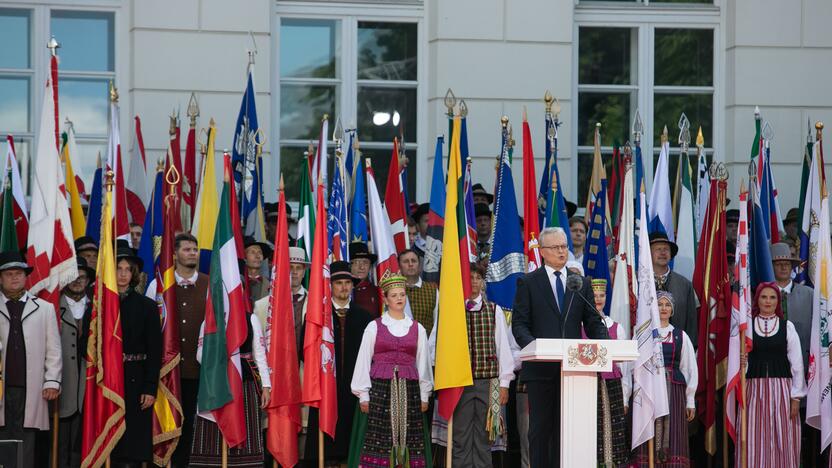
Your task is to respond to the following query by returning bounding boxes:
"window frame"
[572,2,723,201]
[272,1,427,201]
[0,0,127,196]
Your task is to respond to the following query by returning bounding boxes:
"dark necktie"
[554,271,565,313]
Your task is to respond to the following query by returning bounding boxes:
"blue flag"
[485,129,525,309]
[422,137,445,283]
[138,170,164,280]
[749,185,775,290]
[231,70,262,237]
[633,140,647,270]
[85,166,103,243]
[583,181,612,315]
[349,145,368,244]
[540,115,573,250]
[328,157,349,260]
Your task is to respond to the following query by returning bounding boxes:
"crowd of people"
[0,180,816,468]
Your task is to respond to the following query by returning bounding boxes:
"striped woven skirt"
[189,379,264,467]
[739,377,800,468]
[598,377,629,467]
[630,378,690,467]
[356,377,430,468]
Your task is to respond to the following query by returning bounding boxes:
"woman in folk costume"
[737,282,805,467]
[190,298,272,466]
[588,279,631,467]
[631,291,697,467]
[110,246,163,466]
[349,271,433,467]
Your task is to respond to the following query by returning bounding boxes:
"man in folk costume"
[54,257,94,467]
[399,249,438,335]
[305,261,374,466]
[0,251,62,468]
[650,232,700,345]
[243,236,272,305]
[146,232,209,468]
[350,242,381,317]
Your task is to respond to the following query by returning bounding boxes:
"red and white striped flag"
[4,136,28,251]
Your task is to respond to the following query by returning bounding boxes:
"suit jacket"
[0,292,62,430]
[58,295,91,418]
[662,270,700,347]
[784,282,813,370]
[511,267,608,381]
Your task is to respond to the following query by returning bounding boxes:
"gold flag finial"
[661,125,668,143]
[544,90,553,113]
[187,93,199,127]
[109,81,118,103]
[501,115,509,128]
[459,99,468,118]
[696,126,704,147]
[444,89,457,115]
[817,121,825,141]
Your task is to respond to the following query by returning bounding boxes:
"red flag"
[106,93,130,242]
[183,118,197,227]
[5,136,29,251]
[125,116,148,226]
[301,182,337,438]
[81,181,126,468]
[385,137,409,252]
[266,185,302,466]
[166,123,184,233]
[521,117,541,271]
[692,176,731,455]
[150,181,183,465]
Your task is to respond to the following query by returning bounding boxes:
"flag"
[692,174,730,456]
[232,68,265,239]
[631,190,669,449]
[26,74,77,315]
[384,138,408,253]
[435,116,473,420]
[1,165,18,252]
[608,143,624,235]
[182,114,197,230]
[62,126,86,239]
[610,152,636,337]
[327,153,348,261]
[107,94,130,242]
[150,174,183,465]
[81,180,125,468]
[695,128,710,243]
[485,124,525,310]
[725,188,752,444]
[648,129,673,240]
[196,155,249,447]
[3,137,28,251]
[301,181,337,438]
[422,137,445,283]
[192,122,219,273]
[521,117,541,271]
[748,182,775,290]
[349,140,368,245]
[585,125,607,222]
[796,125,814,285]
[297,154,316,267]
[309,117,329,198]
[461,156,478,271]
[583,182,612,316]
[86,155,103,243]
[541,118,572,249]
[138,167,163,280]
[266,185,302,466]
[758,143,783,243]
[806,136,832,451]
[366,162,400,278]
[674,144,697,278]
[126,116,148,226]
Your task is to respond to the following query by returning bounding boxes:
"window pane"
[280,84,337,141]
[655,29,713,86]
[357,87,417,143]
[361,148,417,203]
[0,9,30,69]
[74,141,107,191]
[653,93,712,147]
[579,27,635,85]
[278,145,307,203]
[0,76,30,132]
[578,92,631,147]
[51,11,114,72]
[357,22,417,81]
[280,18,338,79]
[60,78,110,135]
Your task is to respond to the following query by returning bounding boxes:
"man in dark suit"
[512,227,608,468]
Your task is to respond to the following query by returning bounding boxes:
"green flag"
[0,171,18,252]
[296,156,315,284]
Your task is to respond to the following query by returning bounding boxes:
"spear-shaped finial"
[109,81,118,103]
[47,36,60,57]
[661,125,668,143]
[279,174,285,192]
[754,106,761,121]
[678,113,690,152]
[187,92,199,128]
[501,115,509,128]
[459,99,468,118]
[632,110,644,144]
[444,89,457,116]
[696,127,704,148]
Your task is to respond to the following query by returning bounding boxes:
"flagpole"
[51,400,59,468]
[446,415,454,468]
[318,429,324,468]
[739,331,748,468]
[222,438,228,468]
[648,438,654,468]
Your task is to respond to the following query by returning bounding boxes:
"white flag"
[610,159,635,338]
[648,136,674,241]
[631,191,669,449]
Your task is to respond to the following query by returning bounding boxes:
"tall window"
[575,19,716,205]
[278,15,419,202]
[0,7,115,195]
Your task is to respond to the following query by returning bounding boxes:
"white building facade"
[2,0,831,212]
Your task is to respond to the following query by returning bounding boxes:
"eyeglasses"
[540,244,569,251]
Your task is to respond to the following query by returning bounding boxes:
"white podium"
[519,338,638,467]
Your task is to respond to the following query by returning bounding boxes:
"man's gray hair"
[540,227,567,244]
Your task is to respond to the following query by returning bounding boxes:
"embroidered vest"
[748,317,791,379]
[370,318,419,381]
[661,327,686,385]
[466,300,499,379]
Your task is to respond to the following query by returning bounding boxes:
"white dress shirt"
[351,314,433,404]
[543,264,570,309]
[749,317,806,398]
[65,295,89,320]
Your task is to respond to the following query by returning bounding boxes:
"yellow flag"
[191,120,219,264]
[63,127,87,239]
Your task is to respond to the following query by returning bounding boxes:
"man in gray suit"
[650,232,700,346]
[771,242,812,370]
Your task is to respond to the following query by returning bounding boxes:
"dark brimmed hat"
[0,251,32,274]
[330,260,357,284]
[243,236,273,260]
[115,244,143,271]
[565,200,578,219]
[726,209,740,224]
[349,242,377,263]
[475,203,492,218]
[413,203,430,222]
[472,183,494,204]
[76,257,95,279]
[648,232,679,257]
[770,242,800,266]
[74,236,98,253]
[783,208,799,225]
